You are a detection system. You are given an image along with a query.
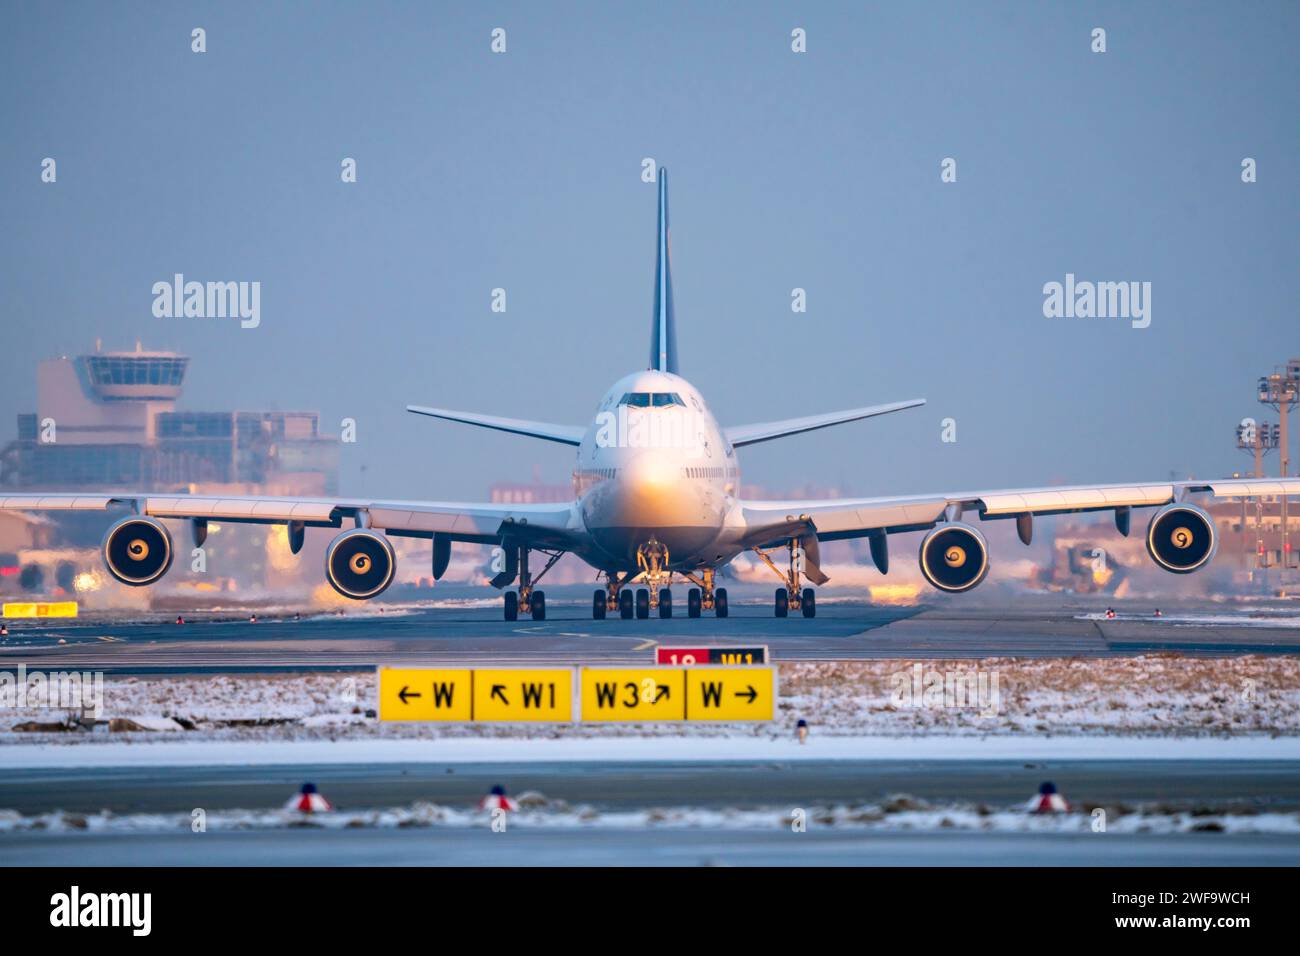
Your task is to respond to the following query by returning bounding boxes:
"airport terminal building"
[0,344,339,601]
[1,345,337,494]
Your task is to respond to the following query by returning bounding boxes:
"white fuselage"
[573,369,738,571]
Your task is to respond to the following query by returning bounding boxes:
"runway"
[2,759,1296,866]
[5,759,1299,815]
[2,590,1298,673]
[7,829,1295,867]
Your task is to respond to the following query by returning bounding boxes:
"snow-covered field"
[1,793,1296,835]
[1,655,1296,747]
[4,657,1297,836]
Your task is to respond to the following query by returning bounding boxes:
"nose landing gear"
[626,538,673,619]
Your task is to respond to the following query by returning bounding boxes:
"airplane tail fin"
[649,168,678,374]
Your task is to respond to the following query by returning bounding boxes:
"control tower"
[2,342,337,493]
[35,342,189,446]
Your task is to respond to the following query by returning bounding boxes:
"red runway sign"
[655,645,768,665]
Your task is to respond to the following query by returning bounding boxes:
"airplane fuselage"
[574,369,739,572]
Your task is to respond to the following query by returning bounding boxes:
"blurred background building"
[0,345,1296,605]
[2,342,337,493]
[0,343,339,605]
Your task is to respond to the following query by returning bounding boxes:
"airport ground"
[2,588,1299,674]
[2,589,1298,866]
[8,819,1299,867]
[1,760,1297,866]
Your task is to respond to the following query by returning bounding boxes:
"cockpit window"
[619,392,686,408]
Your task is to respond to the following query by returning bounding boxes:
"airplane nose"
[622,452,678,493]
[598,453,714,529]
[602,454,681,525]
[582,453,725,563]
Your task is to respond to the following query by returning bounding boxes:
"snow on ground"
[1,656,1296,748]
[1076,611,1300,628]
[1,796,1295,835]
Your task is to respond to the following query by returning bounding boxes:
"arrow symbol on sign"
[491,684,509,706]
[398,686,421,705]
[654,685,670,703]
[735,685,758,704]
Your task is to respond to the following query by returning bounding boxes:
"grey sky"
[2,1,1296,501]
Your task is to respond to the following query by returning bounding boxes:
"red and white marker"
[478,785,518,812]
[286,783,333,813]
[1026,782,1071,813]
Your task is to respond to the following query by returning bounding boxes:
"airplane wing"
[724,399,926,448]
[0,493,581,549]
[739,477,1300,577]
[406,406,585,446]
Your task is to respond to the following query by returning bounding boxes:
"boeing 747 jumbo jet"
[4,171,1296,620]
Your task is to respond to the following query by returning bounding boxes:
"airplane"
[3,169,1296,621]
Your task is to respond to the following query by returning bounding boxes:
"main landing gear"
[500,544,562,622]
[679,567,727,619]
[592,550,728,620]
[753,538,816,618]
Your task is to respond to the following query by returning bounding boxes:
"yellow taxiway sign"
[377,665,775,722]
[2,601,78,619]
[472,668,573,722]
[685,666,777,721]
[378,667,472,721]
[580,668,687,722]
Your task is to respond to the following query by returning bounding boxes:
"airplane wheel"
[802,588,816,618]
[775,588,789,618]
[715,587,729,618]
[635,588,650,619]
[659,588,672,618]
[687,588,702,618]
[504,591,518,621]
[531,590,546,621]
[619,589,634,620]
[593,590,606,619]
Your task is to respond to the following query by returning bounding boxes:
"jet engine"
[919,523,990,593]
[102,517,174,586]
[325,529,397,599]
[1145,503,1217,574]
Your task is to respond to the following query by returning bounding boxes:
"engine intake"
[919,523,990,593]
[102,517,174,586]
[1145,503,1216,574]
[325,529,396,600]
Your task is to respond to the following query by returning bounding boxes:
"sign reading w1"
[655,645,767,665]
